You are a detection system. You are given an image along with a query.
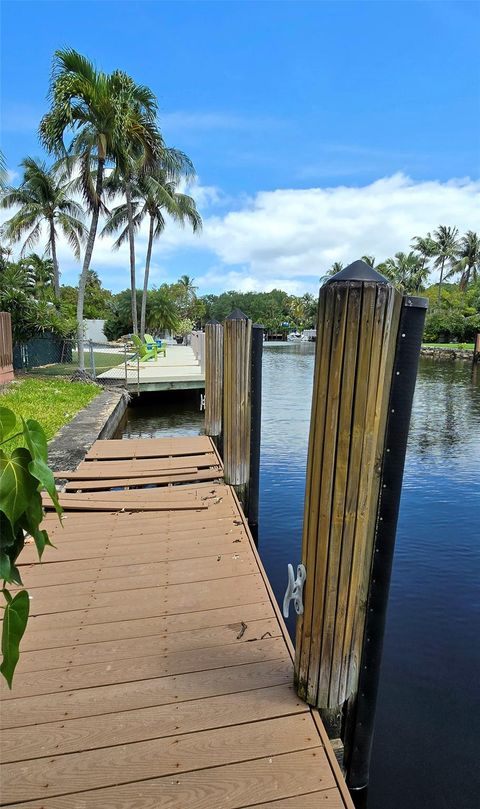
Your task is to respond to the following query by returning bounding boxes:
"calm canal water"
[123,345,480,809]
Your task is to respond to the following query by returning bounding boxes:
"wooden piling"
[223,309,252,508]
[204,320,224,449]
[295,262,404,723]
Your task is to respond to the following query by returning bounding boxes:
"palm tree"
[0,150,7,191]
[177,274,198,302]
[102,170,201,338]
[148,288,180,334]
[411,233,436,274]
[327,261,344,277]
[104,149,196,335]
[446,231,479,290]
[377,252,429,293]
[21,253,55,298]
[1,157,85,297]
[431,225,460,302]
[361,255,376,267]
[39,48,162,368]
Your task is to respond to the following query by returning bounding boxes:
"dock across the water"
[1,435,353,809]
[98,344,205,392]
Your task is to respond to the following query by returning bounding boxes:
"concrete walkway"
[98,345,205,391]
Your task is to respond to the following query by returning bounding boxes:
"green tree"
[148,287,180,334]
[21,253,55,299]
[103,287,179,340]
[327,261,344,277]
[200,288,293,333]
[0,150,8,190]
[102,169,201,338]
[39,48,162,368]
[60,270,113,319]
[0,258,76,341]
[301,293,318,326]
[1,157,85,297]
[431,225,460,302]
[378,251,430,293]
[447,230,479,290]
[411,233,436,274]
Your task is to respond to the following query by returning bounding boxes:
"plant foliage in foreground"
[0,407,62,687]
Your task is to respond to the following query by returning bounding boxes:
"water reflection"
[123,390,204,438]
[410,358,480,462]
[123,346,480,809]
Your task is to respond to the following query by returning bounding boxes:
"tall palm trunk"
[459,260,473,291]
[437,257,445,302]
[125,180,138,335]
[49,220,60,298]
[140,214,154,340]
[76,157,105,371]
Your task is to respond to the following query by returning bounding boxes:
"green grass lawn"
[0,377,101,450]
[27,350,129,377]
[422,342,474,350]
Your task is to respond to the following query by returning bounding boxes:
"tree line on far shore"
[1,239,478,344]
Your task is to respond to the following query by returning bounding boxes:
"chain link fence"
[13,334,140,389]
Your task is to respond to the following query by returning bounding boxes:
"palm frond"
[57,213,83,259]
[21,221,43,254]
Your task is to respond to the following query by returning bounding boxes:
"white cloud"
[2,172,479,294]
[168,173,480,293]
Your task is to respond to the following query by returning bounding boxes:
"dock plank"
[0,435,353,809]
[1,714,319,803]
[18,602,275,652]
[1,683,305,762]
[4,749,336,809]
[64,468,222,490]
[1,637,288,699]
[16,617,280,674]
[1,659,294,729]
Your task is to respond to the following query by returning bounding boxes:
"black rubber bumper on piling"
[248,323,264,532]
[346,295,428,795]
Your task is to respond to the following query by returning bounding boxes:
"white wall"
[84,319,107,343]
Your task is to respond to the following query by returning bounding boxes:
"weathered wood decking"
[0,436,353,808]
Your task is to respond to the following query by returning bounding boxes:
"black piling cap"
[404,295,429,310]
[226,308,249,320]
[326,259,389,285]
[206,318,221,325]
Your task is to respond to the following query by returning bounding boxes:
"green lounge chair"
[145,334,166,357]
[131,333,157,361]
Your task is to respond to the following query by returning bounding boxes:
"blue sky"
[1,0,479,294]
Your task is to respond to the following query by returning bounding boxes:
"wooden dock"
[0,435,353,809]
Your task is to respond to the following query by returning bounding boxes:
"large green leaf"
[0,523,25,585]
[22,419,62,518]
[0,512,16,551]
[0,448,37,527]
[0,551,11,581]
[20,491,54,560]
[0,408,16,443]
[22,418,48,462]
[0,590,30,688]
